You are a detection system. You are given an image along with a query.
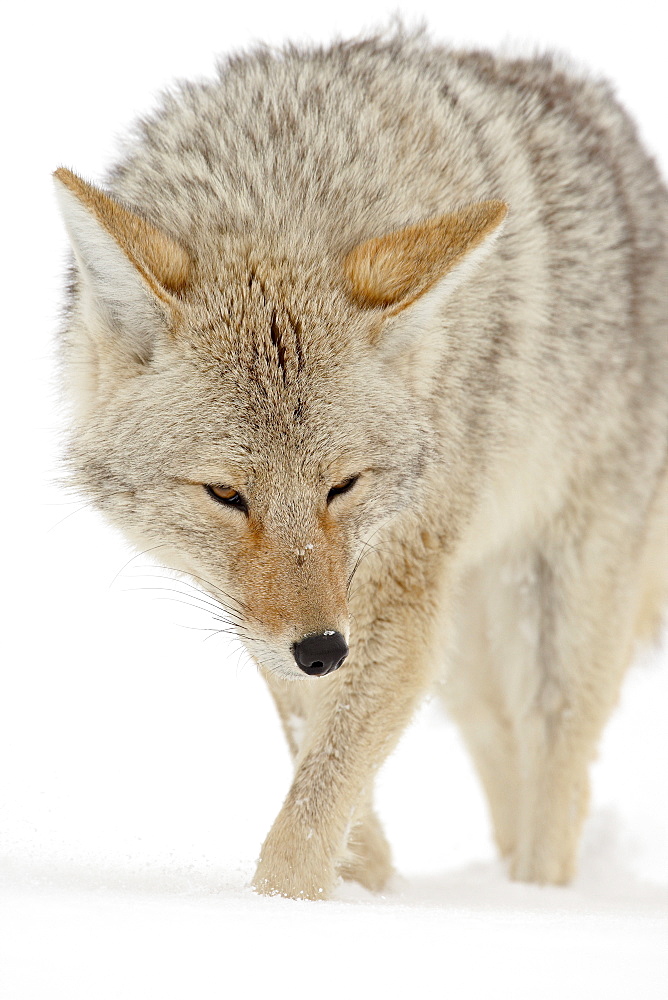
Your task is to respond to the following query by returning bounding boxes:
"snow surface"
[2,1,667,997]
[2,589,666,998]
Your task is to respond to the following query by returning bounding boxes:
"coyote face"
[64,233,431,678]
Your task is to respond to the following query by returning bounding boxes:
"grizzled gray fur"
[55,29,667,899]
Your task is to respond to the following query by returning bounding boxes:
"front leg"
[253,575,442,899]
[263,671,393,892]
[338,796,393,892]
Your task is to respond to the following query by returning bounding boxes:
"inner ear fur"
[344,200,508,312]
[53,167,191,298]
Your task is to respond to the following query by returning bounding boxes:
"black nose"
[292,631,349,676]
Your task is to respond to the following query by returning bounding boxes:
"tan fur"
[238,509,350,640]
[54,167,191,297]
[344,200,508,310]
[54,29,668,900]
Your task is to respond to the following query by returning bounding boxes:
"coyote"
[54,30,668,899]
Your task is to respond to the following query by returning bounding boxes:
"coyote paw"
[252,835,335,900]
[509,846,577,886]
[339,810,393,892]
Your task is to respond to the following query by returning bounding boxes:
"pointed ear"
[344,200,507,318]
[53,167,192,362]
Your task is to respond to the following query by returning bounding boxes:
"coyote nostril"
[292,631,349,676]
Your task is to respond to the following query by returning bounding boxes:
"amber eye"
[205,484,248,513]
[327,475,359,504]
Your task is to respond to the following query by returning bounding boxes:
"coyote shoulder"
[55,30,668,898]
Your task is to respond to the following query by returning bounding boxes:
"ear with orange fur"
[54,168,192,362]
[344,200,508,317]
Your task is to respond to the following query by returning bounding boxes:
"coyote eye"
[327,475,359,504]
[205,484,248,513]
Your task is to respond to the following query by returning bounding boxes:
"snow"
[2,1,667,997]
[4,877,665,999]
[2,547,666,997]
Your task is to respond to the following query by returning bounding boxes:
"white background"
[1,2,666,997]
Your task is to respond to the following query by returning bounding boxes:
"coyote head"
[55,168,505,678]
